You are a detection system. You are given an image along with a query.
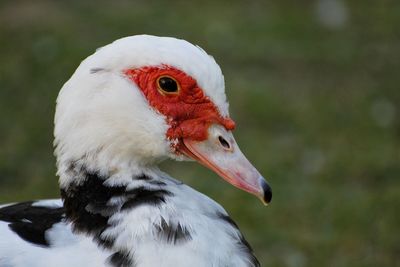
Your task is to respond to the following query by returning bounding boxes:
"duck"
[0,35,272,267]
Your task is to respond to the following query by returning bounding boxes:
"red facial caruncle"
[124,65,235,150]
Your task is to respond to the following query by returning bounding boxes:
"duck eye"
[157,76,179,94]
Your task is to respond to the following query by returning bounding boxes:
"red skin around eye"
[124,65,235,146]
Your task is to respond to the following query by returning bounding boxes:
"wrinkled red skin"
[124,65,235,151]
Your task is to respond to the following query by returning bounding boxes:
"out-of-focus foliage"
[0,0,399,266]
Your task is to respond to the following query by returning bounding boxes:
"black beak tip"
[261,179,272,204]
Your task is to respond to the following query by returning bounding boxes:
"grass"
[0,0,399,266]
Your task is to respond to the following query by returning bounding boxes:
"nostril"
[218,136,231,150]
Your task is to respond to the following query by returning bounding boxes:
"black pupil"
[158,77,178,93]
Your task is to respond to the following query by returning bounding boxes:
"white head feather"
[54,35,229,187]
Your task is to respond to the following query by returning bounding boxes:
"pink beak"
[179,124,272,205]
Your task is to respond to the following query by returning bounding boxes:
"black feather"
[107,251,135,267]
[155,218,192,245]
[0,201,64,247]
[121,187,173,211]
[217,212,260,267]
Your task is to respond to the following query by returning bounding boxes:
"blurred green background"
[0,0,399,266]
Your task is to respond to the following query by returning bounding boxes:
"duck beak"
[179,124,272,205]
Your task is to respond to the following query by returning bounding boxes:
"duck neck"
[59,161,175,265]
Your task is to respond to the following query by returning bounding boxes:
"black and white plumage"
[0,35,272,267]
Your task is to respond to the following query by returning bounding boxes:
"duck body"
[0,35,271,267]
[0,170,258,267]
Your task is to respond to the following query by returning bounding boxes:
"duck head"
[54,35,271,204]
